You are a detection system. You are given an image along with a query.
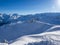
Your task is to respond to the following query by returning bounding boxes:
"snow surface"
[0,24,60,45]
[0,43,8,45]
[0,21,60,45]
[0,13,60,45]
[9,25,60,45]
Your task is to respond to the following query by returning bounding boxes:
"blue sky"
[0,0,59,14]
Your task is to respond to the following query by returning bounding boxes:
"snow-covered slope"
[0,13,60,45]
[10,25,60,45]
[0,21,52,43]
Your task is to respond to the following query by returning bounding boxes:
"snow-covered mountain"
[0,13,60,26]
[0,13,60,45]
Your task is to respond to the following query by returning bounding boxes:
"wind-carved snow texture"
[10,25,60,45]
[45,25,60,32]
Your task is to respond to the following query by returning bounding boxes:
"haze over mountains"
[0,13,60,45]
[0,13,60,26]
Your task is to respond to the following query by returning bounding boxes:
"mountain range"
[0,13,60,45]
